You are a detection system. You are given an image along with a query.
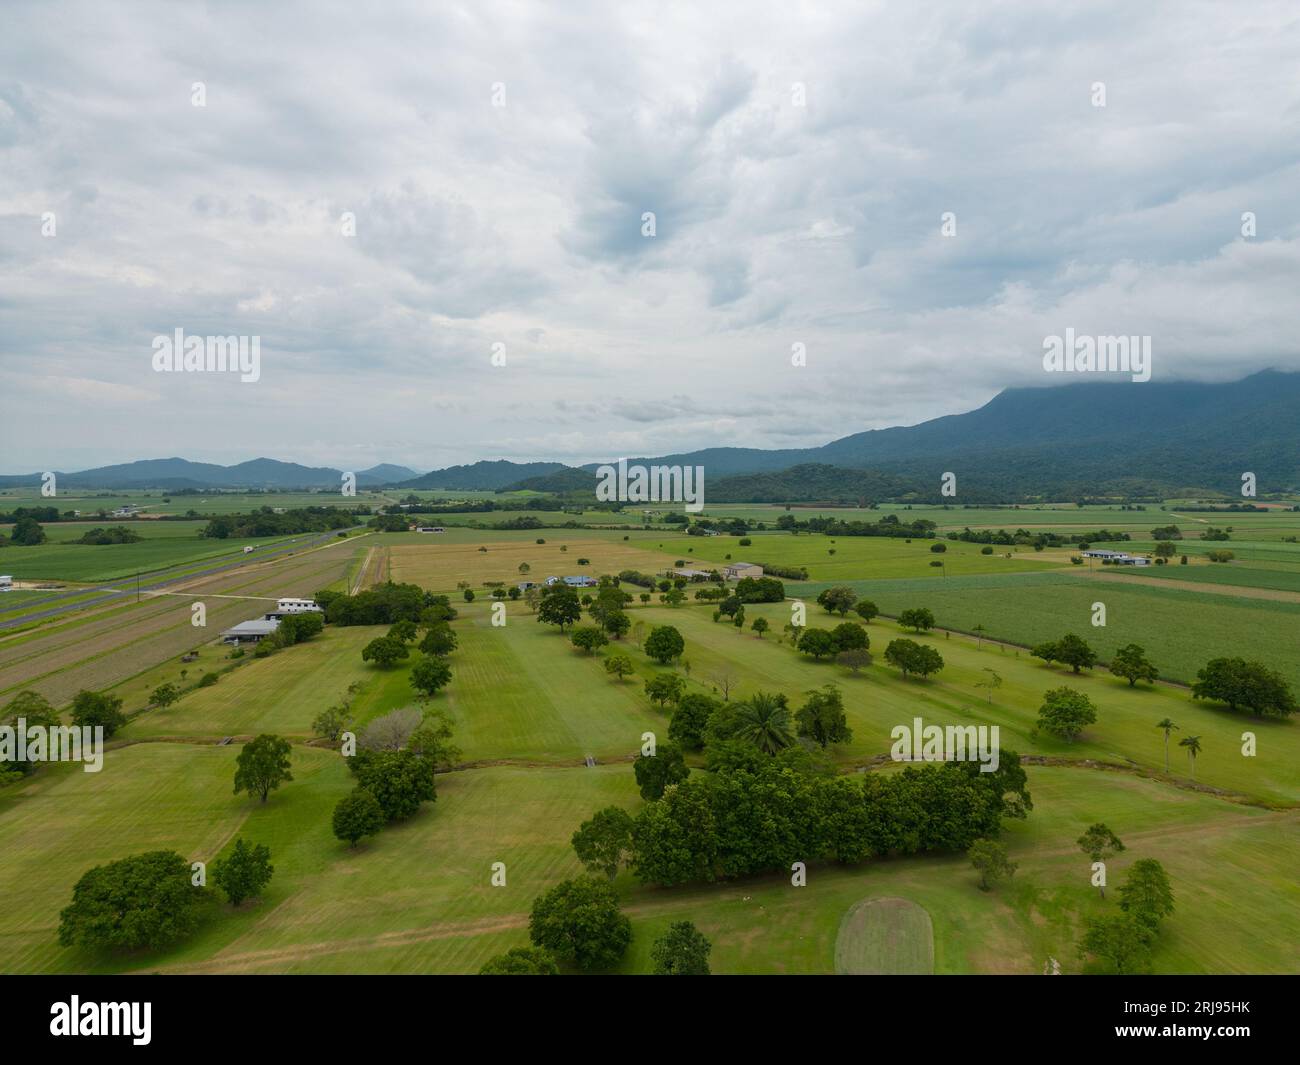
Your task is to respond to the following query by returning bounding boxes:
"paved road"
[0,527,365,631]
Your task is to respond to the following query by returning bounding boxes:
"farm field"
[387,536,681,591]
[796,570,1300,694]
[0,530,304,583]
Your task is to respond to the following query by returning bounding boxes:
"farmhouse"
[562,575,599,587]
[1082,549,1151,566]
[263,597,322,619]
[220,619,281,645]
[415,526,446,534]
[671,568,715,581]
[724,562,764,580]
[0,575,12,592]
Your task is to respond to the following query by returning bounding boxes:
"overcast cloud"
[2,0,1299,472]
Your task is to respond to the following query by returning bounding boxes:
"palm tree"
[1156,718,1179,773]
[733,692,794,755]
[1179,735,1202,779]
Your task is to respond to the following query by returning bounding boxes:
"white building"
[0,575,13,591]
[724,562,764,580]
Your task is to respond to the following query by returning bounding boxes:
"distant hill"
[4,371,1295,499]
[399,460,568,491]
[357,464,420,485]
[0,457,416,490]
[590,370,1300,498]
[501,467,598,493]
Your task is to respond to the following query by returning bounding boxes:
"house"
[242,545,256,554]
[544,575,560,586]
[415,526,446,534]
[724,562,764,580]
[111,505,140,518]
[517,581,539,591]
[672,568,714,581]
[562,575,599,587]
[263,597,322,619]
[1082,549,1151,566]
[220,619,281,645]
[0,575,12,592]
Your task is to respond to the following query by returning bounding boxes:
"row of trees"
[575,750,1031,888]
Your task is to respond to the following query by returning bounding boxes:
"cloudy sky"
[2,0,1299,473]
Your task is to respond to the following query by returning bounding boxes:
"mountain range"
[3,371,1296,499]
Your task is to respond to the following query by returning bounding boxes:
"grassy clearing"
[0,535,301,583]
[835,897,935,974]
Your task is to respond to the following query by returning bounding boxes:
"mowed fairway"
[835,897,934,974]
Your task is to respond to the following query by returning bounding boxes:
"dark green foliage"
[212,838,273,906]
[634,742,689,800]
[233,734,294,802]
[651,921,712,975]
[478,947,558,975]
[528,877,631,970]
[58,850,211,951]
[349,749,436,820]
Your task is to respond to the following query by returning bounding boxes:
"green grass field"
[3,506,1299,975]
[794,570,1300,695]
[0,532,303,582]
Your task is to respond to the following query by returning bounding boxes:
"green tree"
[528,877,632,970]
[233,734,293,802]
[349,749,436,820]
[797,628,836,659]
[794,685,852,748]
[816,586,857,616]
[853,599,879,623]
[570,626,609,654]
[733,692,794,754]
[668,693,718,750]
[69,690,127,738]
[418,624,458,657]
[602,610,631,639]
[332,788,385,846]
[479,947,557,975]
[10,516,47,545]
[410,655,453,697]
[1192,658,1296,719]
[968,839,1017,891]
[1155,717,1179,773]
[830,621,868,652]
[644,673,686,708]
[1077,822,1125,898]
[361,635,410,668]
[1077,913,1154,974]
[1037,687,1098,742]
[571,806,635,879]
[1118,858,1175,930]
[644,625,685,664]
[537,587,582,631]
[1111,644,1158,687]
[651,921,712,975]
[898,607,935,633]
[212,838,273,906]
[634,742,690,800]
[604,653,635,682]
[388,619,418,643]
[750,616,769,638]
[1,690,60,774]
[58,850,211,951]
[1055,633,1097,674]
[149,682,181,710]
[1179,734,1202,778]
